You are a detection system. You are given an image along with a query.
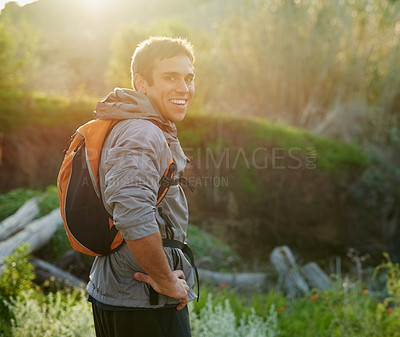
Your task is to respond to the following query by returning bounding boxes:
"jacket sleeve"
[102,119,170,240]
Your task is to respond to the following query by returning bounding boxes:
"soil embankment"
[0,125,75,191]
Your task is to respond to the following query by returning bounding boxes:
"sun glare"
[1,0,37,12]
[82,0,108,9]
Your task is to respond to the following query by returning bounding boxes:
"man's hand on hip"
[134,270,189,310]
[126,232,190,310]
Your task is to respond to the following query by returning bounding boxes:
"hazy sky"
[0,0,37,11]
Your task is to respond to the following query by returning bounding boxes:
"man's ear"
[133,74,148,95]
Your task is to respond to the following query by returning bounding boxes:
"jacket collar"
[94,88,177,137]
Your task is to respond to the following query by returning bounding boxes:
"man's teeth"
[170,99,186,105]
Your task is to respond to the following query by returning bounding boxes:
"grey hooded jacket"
[86,88,196,308]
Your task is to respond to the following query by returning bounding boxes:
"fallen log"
[198,268,271,291]
[0,208,62,265]
[31,258,86,289]
[0,197,40,240]
[270,246,309,297]
[301,262,333,290]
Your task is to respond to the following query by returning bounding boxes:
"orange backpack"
[57,119,176,256]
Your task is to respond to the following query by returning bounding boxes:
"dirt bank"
[0,124,76,192]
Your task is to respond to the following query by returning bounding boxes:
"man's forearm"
[127,231,189,309]
[126,231,175,286]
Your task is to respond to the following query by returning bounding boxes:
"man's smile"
[170,99,188,106]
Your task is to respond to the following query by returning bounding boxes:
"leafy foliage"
[0,244,35,336]
[105,23,148,89]
[40,225,72,262]
[37,185,60,217]
[0,244,35,300]
[8,289,95,337]
[374,252,400,308]
[4,242,400,336]
[204,0,400,138]
[189,294,278,337]
[0,16,39,91]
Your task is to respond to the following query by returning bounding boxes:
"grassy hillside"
[179,113,369,174]
[0,90,95,132]
[0,89,368,173]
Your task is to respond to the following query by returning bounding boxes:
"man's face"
[141,55,195,123]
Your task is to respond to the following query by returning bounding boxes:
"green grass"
[0,89,95,132]
[178,112,369,175]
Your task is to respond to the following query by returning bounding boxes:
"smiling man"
[87,37,197,337]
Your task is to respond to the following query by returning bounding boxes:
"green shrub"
[278,284,382,337]
[374,253,400,309]
[8,288,95,337]
[190,282,287,323]
[0,244,35,299]
[37,185,60,217]
[189,294,278,337]
[5,244,400,337]
[41,225,71,262]
[0,244,35,336]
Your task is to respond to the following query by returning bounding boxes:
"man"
[87,37,197,337]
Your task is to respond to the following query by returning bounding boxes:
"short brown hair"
[131,36,195,89]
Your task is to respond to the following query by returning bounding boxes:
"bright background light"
[0,0,37,11]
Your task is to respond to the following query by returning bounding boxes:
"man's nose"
[176,79,189,93]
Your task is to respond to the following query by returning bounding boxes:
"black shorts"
[91,301,192,337]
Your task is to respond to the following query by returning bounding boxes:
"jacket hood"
[94,88,177,136]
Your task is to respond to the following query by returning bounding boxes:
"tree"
[106,23,148,89]
[0,19,22,89]
[203,0,400,141]
[0,15,40,91]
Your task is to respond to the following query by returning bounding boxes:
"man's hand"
[134,270,189,310]
[126,233,190,311]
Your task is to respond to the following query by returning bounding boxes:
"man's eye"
[186,77,194,84]
[168,77,176,81]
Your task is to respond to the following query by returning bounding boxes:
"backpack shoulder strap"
[77,119,120,188]
[156,156,176,205]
